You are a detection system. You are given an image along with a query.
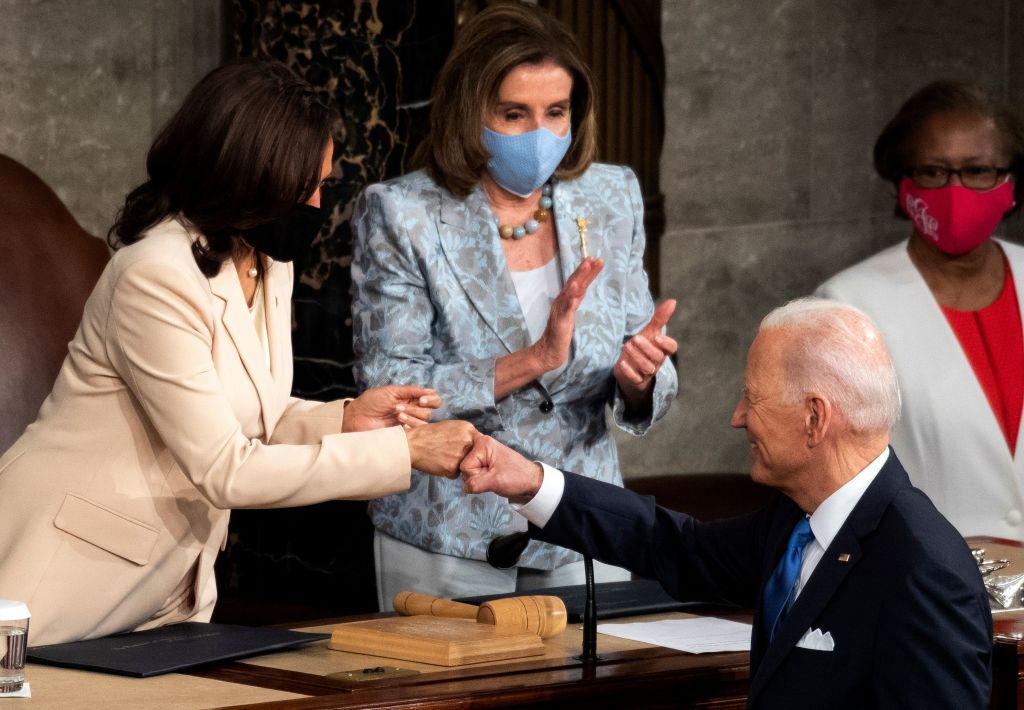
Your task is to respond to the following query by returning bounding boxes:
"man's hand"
[461,435,544,503]
[342,385,442,433]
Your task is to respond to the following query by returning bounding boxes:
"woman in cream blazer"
[0,61,474,646]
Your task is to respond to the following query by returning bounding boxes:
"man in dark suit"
[461,297,991,709]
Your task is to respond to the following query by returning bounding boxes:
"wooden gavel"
[393,591,567,638]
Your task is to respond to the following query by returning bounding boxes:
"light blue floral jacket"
[351,164,677,569]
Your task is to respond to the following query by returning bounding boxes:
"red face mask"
[899,177,1015,256]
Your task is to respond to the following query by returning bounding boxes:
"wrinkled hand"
[613,299,678,406]
[342,385,442,433]
[407,420,478,479]
[532,257,604,372]
[460,435,543,503]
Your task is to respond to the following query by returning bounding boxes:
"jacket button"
[539,400,553,414]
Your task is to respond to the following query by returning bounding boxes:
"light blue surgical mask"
[482,126,572,197]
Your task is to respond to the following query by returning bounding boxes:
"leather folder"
[27,622,327,677]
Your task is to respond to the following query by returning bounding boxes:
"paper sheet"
[597,617,751,654]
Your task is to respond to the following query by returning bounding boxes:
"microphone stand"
[578,554,599,662]
[487,532,600,663]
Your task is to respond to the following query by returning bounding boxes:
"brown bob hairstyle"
[108,59,333,276]
[414,1,597,198]
[874,80,1024,215]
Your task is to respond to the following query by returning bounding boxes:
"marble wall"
[0,0,222,237]
[614,0,1024,476]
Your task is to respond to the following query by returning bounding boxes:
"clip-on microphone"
[487,531,600,662]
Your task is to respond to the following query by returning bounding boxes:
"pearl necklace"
[497,183,553,240]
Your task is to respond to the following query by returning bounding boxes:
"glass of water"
[0,601,29,693]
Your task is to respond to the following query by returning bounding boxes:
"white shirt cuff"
[511,462,565,529]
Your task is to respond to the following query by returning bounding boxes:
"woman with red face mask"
[818,80,1024,541]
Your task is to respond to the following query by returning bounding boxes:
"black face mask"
[239,204,325,263]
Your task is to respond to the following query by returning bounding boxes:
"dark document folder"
[458,579,709,622]
[27,622,328,677]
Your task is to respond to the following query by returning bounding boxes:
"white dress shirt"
[515,448,891,602]
[795,448,888,597]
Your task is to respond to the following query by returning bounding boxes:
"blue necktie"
[763,516,814,641]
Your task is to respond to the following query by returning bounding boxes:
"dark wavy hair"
[874,80,1024,216]
[108,59,333,276]
[414,1,597,198]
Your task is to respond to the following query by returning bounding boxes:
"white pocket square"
[795,627,835,651]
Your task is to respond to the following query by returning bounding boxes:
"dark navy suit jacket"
[532,451,992,709]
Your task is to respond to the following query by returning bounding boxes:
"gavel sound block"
[393,591,567,638]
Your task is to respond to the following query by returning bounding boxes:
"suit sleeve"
[872,558,992,709]
[270,397,347,445]
[351,185,503,431]
[532,471,767,607]
[610,166,678,434]
[107,258,411,510]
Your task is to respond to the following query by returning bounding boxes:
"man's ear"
[804,393,831,447]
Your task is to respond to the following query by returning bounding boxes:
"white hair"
[759,297,901,433]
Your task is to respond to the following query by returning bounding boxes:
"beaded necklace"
[496,183,553,240]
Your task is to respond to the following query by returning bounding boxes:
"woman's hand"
[342,385,442,433]
[613,299,678,411]
[531,257,604,371]
[407,420,478,478]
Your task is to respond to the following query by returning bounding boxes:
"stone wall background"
[0,0,222,237]
[4,0,1023,478]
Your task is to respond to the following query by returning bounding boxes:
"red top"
[941,260,1024,455]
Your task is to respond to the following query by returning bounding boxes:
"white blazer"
[817,239,1024,540]
[0,218,411,645]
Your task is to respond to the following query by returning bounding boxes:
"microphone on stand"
[487,531,601,662]
[486,531,532,569]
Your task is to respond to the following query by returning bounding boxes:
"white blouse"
[510,256,565,383]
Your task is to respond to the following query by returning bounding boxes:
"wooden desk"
[14,609,751,709]
[18,537,1024,709]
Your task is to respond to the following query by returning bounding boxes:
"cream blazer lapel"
[208,260,277,437]
[261,258,293,388]
[437,186,532,356]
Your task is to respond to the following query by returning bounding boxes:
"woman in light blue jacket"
[352,2,678,605]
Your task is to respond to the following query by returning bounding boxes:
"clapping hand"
[342,385,442,433]
[613,299,678,409]
[532,257,604,372]
[461,435,543,503]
